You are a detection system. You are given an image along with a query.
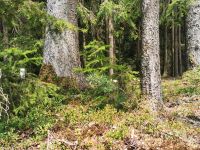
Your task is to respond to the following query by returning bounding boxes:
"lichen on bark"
[187,0,200,68]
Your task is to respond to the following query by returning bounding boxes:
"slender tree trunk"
[163,0,171,77]
[178,26,182,75]
[163,25,169,77]
[186,0,200,68]
[183,16,188,71]
[172,18,175,76]
[79,0,86,68]
[174,26,179,76]
[2,16,8,49]
[108,17,115,76]
[136,22,141,70]
[104,0,115,76]
[141,0,162,107]
[41,0,85,89]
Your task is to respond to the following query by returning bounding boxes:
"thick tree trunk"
[42,0,85,88]
[187,0,200,68]
[141,0,162,106]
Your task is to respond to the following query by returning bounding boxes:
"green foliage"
[97,0,140,39]
[0,0,46,40]
[12,80,64,117]
[0,79,65,140]
[106,125,128,140]
[81,72,139,110]
[77,3,97,30]
[48,17,78,33]
[182,67,200,85]
[177,68,200,95]
[80,40,110,74]
[77,40,139,110]
[17,1,46,37]
[63,105,120,126]
[0,47,42,76]
[160,0,193,26]
[83,73,125,109]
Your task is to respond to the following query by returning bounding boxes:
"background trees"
[0,0,197,110]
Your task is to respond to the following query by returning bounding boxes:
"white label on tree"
[20,68,26,79]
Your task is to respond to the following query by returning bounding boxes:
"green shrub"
[0,47,64,136]
[106,125,128,140]
[177,68,200,95]
[82,73,127,109]
[0,47,42,76]
[0,79,64,133]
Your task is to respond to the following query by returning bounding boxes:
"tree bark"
[174,26,179,77]
[186,0,200,68]
[2,16,8,49]
[178,26,182,76]
[42,0,85,88]
[141,0,162,106]
[172,17,175,76]
[108,17,115,76]
[163,25,169,77]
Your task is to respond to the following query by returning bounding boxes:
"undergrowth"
[0,49,200,149]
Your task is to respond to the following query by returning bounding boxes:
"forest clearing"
[0,0,200,149]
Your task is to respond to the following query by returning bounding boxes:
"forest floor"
[0,72,200,149]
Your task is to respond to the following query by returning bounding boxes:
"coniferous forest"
[0,0,200,149]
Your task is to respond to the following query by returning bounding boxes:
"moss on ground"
[39,64,80,89]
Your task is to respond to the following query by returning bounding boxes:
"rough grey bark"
[43,0,85,88]
[141,0,162,105]
[187,0,200,68]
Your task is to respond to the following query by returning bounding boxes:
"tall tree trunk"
[79,0,86,68]
[172,18,175,76]
[174,26,179,76]
[41,0,85,89]
[186,0,200,68]
[104,0,115,76]
[183,16,188,71]
[136,22,141,70]
[2,16,8,49]
[108,17,115,76]
[178,26,183,75]
[141,0,162,107]
[163,25,169,77]
[163,0,171,77]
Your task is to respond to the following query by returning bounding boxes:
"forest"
[0,0,200,149]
